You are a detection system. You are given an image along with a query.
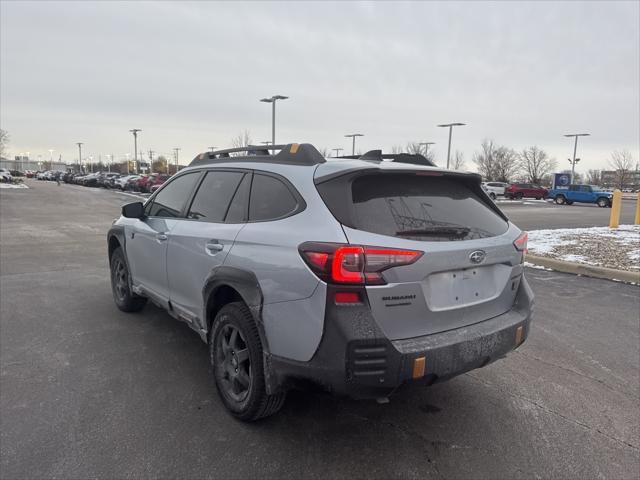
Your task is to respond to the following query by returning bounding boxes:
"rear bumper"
[269,275,534,399]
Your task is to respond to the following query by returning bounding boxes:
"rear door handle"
[205,242,224,254]
[156,233,168,242]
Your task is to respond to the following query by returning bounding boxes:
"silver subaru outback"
[107,143,533,421]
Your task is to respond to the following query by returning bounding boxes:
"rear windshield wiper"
[396,227,470,237]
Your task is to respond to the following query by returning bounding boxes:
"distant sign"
[553,173,571,189]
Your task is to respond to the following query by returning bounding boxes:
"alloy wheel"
[215,323,251,402]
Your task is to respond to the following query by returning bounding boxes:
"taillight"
[513,232,528,252]
[299,242,423,285]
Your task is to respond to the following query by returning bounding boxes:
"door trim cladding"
[202,266,281,395]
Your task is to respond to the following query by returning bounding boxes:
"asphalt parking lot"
[1,180,639,479]
[498,198,637,231]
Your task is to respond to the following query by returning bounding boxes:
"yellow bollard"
[635,192,640,225]
[609,190,622,229]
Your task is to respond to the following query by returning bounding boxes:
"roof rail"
[189,143,327,167]
[337,150,436,167]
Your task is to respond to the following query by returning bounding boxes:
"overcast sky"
[1,1,638,172]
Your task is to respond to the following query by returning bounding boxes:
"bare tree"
[608,150,634,189]
[493,147,520,183]
[519,146,557,184]
[0,129,9,158]
[451,150,465,170]
[316,146,329,157]
[152,155,169,174]
[586,169,602,185]
[405,142,436,164]
[391,145,404,154]
[230,130,253,156]
[473,139,497,180]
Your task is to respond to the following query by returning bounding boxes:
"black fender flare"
[107,224,126,259]
[202,266,281,394]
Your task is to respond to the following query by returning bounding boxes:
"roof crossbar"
[337,150,436,167]
[189,143,326,167]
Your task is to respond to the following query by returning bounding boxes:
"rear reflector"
[299,242,423,285]
[412,356,426,379]
[515,326,524,346]
[513,232,528,252]
[334,292,361,304]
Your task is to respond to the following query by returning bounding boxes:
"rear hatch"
[315,167,525,341]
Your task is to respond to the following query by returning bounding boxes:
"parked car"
[97,172,120,188]
[0,168,13,183]
[505,183,548,200]
[82,173,100,187]
[125,175,144,191]
[114,175,138,190]
[146,174,170,193]
[24,170,36,178]
[547,184,613,207]
[482,182,508,200]
[136,174,159,193]
[108,143,533,421]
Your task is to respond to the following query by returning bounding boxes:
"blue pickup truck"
[547,184,612,207]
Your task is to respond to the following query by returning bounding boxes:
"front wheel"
[210,302,286,421]
[597,197,609,208]
[490,192,496,200]
[110,247,147,312]
[515,192,524,200]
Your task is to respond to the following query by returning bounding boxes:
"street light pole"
[48,149,54,170]
[173,147,181,174]
[129,129,142,174]
[344,134,364,156]
[209,146,217,152]
[76,143,83,172]
[419,142,435,158]
[564,133,590,181]
[260,95,289,150]
[332,147,344,157]
[437,123,466,169]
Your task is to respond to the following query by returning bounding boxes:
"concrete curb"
[525,254,640,284]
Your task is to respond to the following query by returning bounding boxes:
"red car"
[505,183,548,200]
[146,174,170,193]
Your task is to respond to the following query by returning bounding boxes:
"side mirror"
[122,201,145,219]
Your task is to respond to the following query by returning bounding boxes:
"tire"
[110,247,147,312]
[515,192,524,200]
[554,195,566,205]
[535,197,541,200]
[210,302,286,421]
[490,192,496,200]
[596,197,609,208]
[566,201,573,205]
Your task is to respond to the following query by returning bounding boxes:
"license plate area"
[423,265,501,311]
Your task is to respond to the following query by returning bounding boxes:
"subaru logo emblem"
[469,250,486,264]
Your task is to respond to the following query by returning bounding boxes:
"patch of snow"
[0,183,29,189]
[523,261,554,271]
[560,254,590,263]
[528,225,640,255]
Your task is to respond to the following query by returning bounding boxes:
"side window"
[147,172,200,218]
[580,185,591,192]
[249,174,299,222]
[569,185,578,191]
[187,171,244,222]
[225,174,251,223]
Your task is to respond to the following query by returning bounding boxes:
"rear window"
[348,174,508,241]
